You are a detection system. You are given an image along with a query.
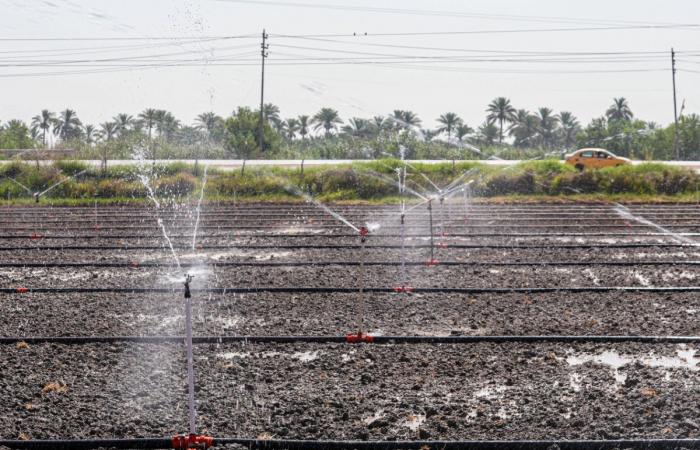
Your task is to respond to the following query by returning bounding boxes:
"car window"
[597,152,609,159]
[580,151,593,158]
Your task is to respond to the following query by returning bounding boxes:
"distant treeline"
[1,97,698,161]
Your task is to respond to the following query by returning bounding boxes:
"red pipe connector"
[129,261,139,268]
[172,434,214,449]
[359,226,369,243]
[392,286,414,293]
[425,259,440,267]
[345,332,374,343]
[29,233,42,240]
[437,242,449,249]
[15,287,29,293]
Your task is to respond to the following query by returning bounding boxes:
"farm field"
[1,202,699,446]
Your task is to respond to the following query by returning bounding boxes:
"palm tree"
[557,111,580,149]
[298,115,310,140]
[606,97,633,122]
[436,112,463,141]
[535,107,560,148]
[390,110,421,131]
[83,124,97,145]
[138,108,158,140]
[455,124,474,143]
[98,122,118,142]
[477,121,499,146]
[113,113,135,136]
[508,109,539,148]
[342,118,372,138]
[31,109,55,148]
[53,109,82,142]
[195,112,223,137]
[285,118,300,140]
[486,97,517,144]
[311,108,342,137]
[262,103,281,126]
[156,111,180,141]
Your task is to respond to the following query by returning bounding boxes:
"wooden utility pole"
[672,48,680,160]
[259,29,269,153]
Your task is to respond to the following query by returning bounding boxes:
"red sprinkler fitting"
[359,226,369,242]
[15,287,29,293]
[345,332,374,343]
[172,434,214,449]
[130,261,140,268]
[425,259,440,267]
[392,286,414,293]
[29,233,42,240]
[437,242,448,249]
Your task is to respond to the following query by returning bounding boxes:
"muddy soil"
[1,203,699,443]
[2,342,700,441]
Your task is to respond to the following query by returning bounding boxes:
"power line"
[216,0,697,27]
[272,24,700,38]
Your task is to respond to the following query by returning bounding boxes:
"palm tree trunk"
[499,120,503,144]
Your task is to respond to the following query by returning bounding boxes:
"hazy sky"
[1,0,699,130]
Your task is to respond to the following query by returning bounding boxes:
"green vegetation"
[1,97,698,161]
[1,160,698,206]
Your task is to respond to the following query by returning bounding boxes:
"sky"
[1,0,699,131]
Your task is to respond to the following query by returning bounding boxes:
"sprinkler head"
[359,226,369,242]
[33,192,40,203]
[400,213,405,225]
[184,274,194,299]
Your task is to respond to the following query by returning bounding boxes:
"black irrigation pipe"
[3,224,700,231]
[3,334,700,345]
[2,287,698,294]
[1,260,698,268]
[2,438,700,450]
[1,232,700,239]
[0,243,696,250]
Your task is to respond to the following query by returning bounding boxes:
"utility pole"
[671,48,680,160]
[259,29,269,153]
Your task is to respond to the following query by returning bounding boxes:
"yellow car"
[565,148,631,171]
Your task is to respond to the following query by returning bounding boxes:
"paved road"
[5,159,699,171]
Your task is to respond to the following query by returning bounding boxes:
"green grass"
[0,159,698,206]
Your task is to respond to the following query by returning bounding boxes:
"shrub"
[154,173,197,196]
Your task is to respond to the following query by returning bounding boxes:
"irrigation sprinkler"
[426,199,438,266]
[176,274,214,449]
[346,226,374,343]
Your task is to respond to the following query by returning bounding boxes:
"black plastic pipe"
[1,231,699,239]
[2,335,699,345]
[217,438,700,450]
[1,260,697,268]
[1,437,700,450]
[0,438,171,449]
[1,287,699,295]
[0,243,694,250]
